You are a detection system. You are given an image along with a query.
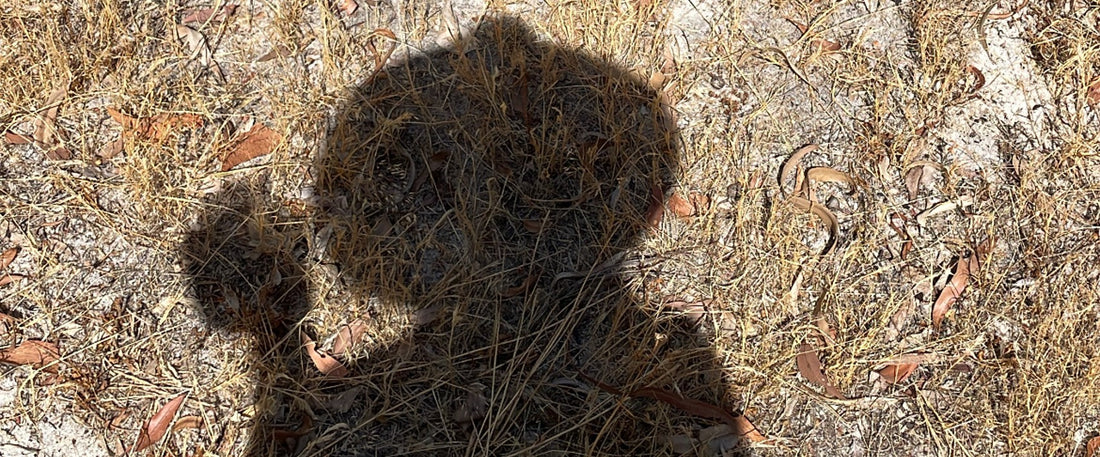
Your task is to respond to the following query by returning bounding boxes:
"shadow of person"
[183,16,748,457]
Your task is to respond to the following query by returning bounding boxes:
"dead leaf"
[787,196,839,255]
[338,0,358,15]
[105,107,204,153]
[331,318,370,357]
[812,38,842,53]
[646,182,665,229]
[221,123,281,171]
[795,343,845,399]
[1088,79,1100,106]
[34,85,67,149]
[0,274,25,287]
[4,131,31,144]
[413,303,442,327]
[108,411,130,430]
[667,191,695,217]
[967,65,986,94]
[132,393,187,452]
[932,252,976,328]
[664,300,709,326]
[779,144,817,196]
[171,415,203,432]
[502,268,539,297]
[272,413,312,441]
[522,219,544,233]
[0,340,60,372]
[0,247,19,270]
[453,383,488,424]
[174,24,223,80]
[877,363,918,384]
[904,166,924,201]
[302,333,349,377]
[1087,436,1100,457]
[181,4,237,24]
[257,43,296,62]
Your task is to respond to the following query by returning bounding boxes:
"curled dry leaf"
[171,415,203,432]
[4,131,32,144]
[453,383,488,424]
[1088,79,1100,107]
[795,343,845,399]
[182,4,237,24]
[34,85,67,149]
[174,24,220,75]
[221,123,281,171]
[932,252,977,328]
[331,318,370,357]
[502,268,539,297]
[1087,436,1100,457]
[812,39,842,53]
[301,333,349,377]
[338,0,358,15]
[667,192,695,217]
[787,196,839,255]
[0,274,26,287]
[967,65,986,94]
[0,247,19,270]
[779,144,817,196]
[646,182,665,229]
[0,340,60,372]
[877,363,918,384]
[132,393,187,452]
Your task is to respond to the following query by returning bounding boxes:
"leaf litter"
[220,123,281,171]
[132,392,187,452]
[795,342,845,399]
[0,340,60,372]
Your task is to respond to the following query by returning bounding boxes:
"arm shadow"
[182,15,750,456]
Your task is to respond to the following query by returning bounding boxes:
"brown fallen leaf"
[272,413,313,441]
[932,252,977,329]
[0,340,60,372]
[221,123,281,171]
[664,300,709,326]
[132,393,187,452]
[171,415,203,432]
[174,24,224,80]
[4,131,32,144]
[0,274,25,287]
[413,303,442,327]
[812,38,842,53]
[1087,436,1100,457]
[453,383,488,424]
[301,333,349,377]
[667,191,695,218]
[181,4,237,24]
[331,318,370,357]
[0,247,19,270]
[1088,79,1100,107]
[967,65,986,94]
[779,144,817,196]
[795,343,845,399]
[787,196,839,255]
[646,182,665,229]
[502,268,539,297]
[338,0,358,15]
[877,363,918,384]
[522,219,544,233]
[34,85,67,149]
[105,108,204,154]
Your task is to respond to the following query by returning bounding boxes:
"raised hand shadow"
[183,15,748,456]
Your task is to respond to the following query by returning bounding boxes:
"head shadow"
[184,15,748,456]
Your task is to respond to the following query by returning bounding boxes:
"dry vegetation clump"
[2,0,1100,456]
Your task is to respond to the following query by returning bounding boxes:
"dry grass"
[1,0,1099,456]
